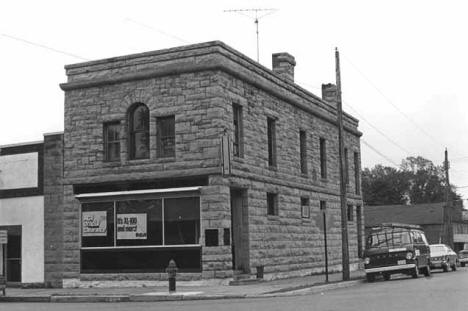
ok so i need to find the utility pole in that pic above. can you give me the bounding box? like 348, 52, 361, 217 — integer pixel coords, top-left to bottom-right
224, 8, 277, 62
443, 148, 454, 248
335, 47, 350, 281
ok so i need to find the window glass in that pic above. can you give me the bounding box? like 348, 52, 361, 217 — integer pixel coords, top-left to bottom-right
104, 122, 120, 161
267, 118, 277, 167
82, 202, 114, 247
300, 131, 307, 174
366, 229, 411, 248
156, 116, 175, 158
266, 193, 278, 216
116, 199, 162, 246
164, 197, 200, 245
129, 104, 149, 159
320, 138, 327, 179
233, 104, 243, 157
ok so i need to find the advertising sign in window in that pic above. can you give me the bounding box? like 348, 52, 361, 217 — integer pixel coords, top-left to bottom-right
82, 211, 107, 236
117, 213, 147, 239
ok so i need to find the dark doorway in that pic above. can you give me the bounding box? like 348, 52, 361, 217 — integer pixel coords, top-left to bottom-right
0, 226, 21, 284
230, 189, 249, 273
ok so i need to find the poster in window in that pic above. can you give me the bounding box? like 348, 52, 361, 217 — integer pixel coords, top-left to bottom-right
117, 213, 147, 239
82, 211, 107, 236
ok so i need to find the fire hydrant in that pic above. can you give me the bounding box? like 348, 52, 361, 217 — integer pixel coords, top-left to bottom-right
166, 259, 178, 292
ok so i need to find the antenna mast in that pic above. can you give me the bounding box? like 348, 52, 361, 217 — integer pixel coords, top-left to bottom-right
224, 8, 277, 62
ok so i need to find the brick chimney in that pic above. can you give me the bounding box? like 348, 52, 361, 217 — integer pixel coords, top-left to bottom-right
321, 83, 337, 103
272, 53, 296, 83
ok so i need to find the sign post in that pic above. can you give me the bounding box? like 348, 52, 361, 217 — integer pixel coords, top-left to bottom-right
0, 230, 7, 296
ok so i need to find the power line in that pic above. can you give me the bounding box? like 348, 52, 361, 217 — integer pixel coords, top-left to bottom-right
1, 32, 90, 61
123, 18, 190, 44
343, 101, 411, 155
341, 53, 449, 150
296, 80, 412, 156
361, 139, 400, 167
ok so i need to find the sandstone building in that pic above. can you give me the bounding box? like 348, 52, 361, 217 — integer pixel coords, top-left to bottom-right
2, 41, 363, 288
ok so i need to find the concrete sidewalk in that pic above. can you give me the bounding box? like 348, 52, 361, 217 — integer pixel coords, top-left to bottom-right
0, 270, 364, 303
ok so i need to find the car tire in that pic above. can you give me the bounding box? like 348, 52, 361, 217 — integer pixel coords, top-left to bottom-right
442, 263, 449, 272
366, 274, 375, 283
462, 262, 466, 267
383, 273, 391, 281
412, 265, 419, 278
423, 266, 431, 277
451, 263, 457, 271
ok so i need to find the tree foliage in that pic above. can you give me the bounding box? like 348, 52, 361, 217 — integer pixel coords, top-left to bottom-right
362, 156, 461, 206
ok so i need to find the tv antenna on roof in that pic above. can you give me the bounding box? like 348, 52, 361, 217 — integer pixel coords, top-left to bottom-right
224, 8, 277, 62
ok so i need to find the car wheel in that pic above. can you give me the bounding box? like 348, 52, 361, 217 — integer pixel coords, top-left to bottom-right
366, 273, 375, 282
451, 263, 457, 271
412, 265, 419, 278
462, 262, 466, 267
442, 263, 449, 272
383, 273, 391, 281
423, 266, 431, 277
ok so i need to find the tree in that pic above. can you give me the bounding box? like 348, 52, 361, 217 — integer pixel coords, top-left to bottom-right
362, 165, 410, 206
362, 156, 461, 206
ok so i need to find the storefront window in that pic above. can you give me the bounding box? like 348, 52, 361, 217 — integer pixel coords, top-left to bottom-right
80, 196, 201, 273
116, 199, 162, 246
81, 202, 114, 247
164, 197, 200, 245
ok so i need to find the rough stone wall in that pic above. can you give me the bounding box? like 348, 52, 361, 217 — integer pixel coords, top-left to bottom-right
200, 176, 233, 278
217, 70, 363, 275
62, 68, 227, 283
60, 41, 363, 282
43, 133, 64, 287
63, 71, 224, 184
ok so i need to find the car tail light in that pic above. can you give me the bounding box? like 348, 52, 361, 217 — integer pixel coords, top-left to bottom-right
406, 252, 413, 260
364, 257, 370, 264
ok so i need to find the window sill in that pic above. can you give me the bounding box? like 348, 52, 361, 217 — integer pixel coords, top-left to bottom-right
268, 166, 278, 171
155, 156, 176, 163
267, 215, 280, 221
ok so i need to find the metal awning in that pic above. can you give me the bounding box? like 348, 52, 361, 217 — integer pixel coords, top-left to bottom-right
75, 186, 201, 199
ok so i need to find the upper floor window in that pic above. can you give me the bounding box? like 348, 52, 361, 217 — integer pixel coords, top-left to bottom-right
267, 117, 277, 167
104, 122, 120, 162
232, 104, 243, 157
354, 152, 361, 195
267, 192, 278, 216
129, 103, 149, 160
156, 115, 175, 158
344, 148, 349, 185
319, 138, 327, 179
347, 204, 354, 222
299, 130, 307, 175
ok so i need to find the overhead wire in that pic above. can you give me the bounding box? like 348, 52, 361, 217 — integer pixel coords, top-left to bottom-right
1, 32, 90, 61
340, 52, 458, 154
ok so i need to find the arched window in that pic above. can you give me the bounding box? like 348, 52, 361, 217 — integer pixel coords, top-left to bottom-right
128, 103, 149, 159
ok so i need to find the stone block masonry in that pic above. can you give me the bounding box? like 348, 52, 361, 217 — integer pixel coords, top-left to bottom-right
57, 41, 363, 286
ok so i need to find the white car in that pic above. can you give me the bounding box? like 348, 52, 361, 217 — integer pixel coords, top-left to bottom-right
458, 250, 468, 267
429, 244, 458, 272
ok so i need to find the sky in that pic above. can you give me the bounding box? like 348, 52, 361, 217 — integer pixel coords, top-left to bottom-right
1, 0, 467, 202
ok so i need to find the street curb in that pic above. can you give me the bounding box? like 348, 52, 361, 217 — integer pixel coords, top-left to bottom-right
260, 280, 363, 297
0, 278, 364, 303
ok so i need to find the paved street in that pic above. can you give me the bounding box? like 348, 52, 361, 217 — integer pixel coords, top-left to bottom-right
2, 268, 467, 311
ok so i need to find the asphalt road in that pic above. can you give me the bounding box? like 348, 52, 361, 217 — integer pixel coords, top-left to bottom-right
2, 268, 468, 311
